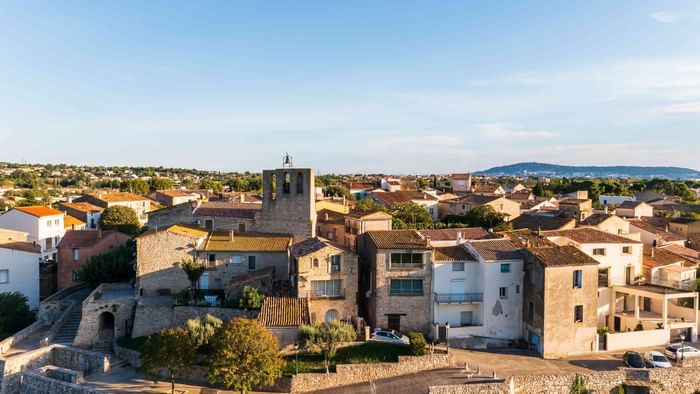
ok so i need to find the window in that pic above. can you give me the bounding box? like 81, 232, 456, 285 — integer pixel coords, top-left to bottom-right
47, 220, 52, 227
54, 219, 59, 226
0, 270, 8, 284
499, 287, 508, 299
452, 262, 465, 271
390, 252, 423, 269
592, 248, 606, 256
622, 246, 631, 254
208, 254, 216, 267
573, 270, 583, 288
238, 222, 246, 232
204, 219, 213, 230
311, 280, 342, 297
500, 263, 511, 273
387, 314, 401, 331
598, 268, 609, 288
72, 248, 80, 261
574, 305, 584, 322
390, 279, 423, 296
283, 172, 291, 193
516, 285, 520, 294
330, 255, 341, 272
296, 172, 304, 195
528, 302, 534, 321
72, 270, 79, 282
248, 256, 256, 270
231, 255, 242, 265
312, 258, 319, 268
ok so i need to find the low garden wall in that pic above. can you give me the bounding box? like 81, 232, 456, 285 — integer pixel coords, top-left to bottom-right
172, 306, 256, 327
604, 329, 669, 352
132, 303, 257, 338
288, 354, 453, 393
0, 320, 45, 355
20, 368, 105, 394
428, 365, 700, 394
113, 343, 142, 368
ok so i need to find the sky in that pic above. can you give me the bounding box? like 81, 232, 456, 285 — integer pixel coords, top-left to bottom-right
1, 1, 700, 174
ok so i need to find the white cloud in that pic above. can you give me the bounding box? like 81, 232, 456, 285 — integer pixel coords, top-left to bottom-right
478, 123, 557, 140
652, 12, 680, 23
655, 101, 700, 114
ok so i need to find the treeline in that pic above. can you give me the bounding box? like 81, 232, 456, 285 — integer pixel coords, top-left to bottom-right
531, 178, 700, 203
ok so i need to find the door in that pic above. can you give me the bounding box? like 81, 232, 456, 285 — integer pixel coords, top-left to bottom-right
387, 314, 401, 332
204, 219, 213, 230
626, 266, 633, 285
450, 279, 466, 303
460, 311, 473, 326
643, 297, 651, 312
200, 272, 209, 290
614, 316, 621, 332
529, 333, 541, 354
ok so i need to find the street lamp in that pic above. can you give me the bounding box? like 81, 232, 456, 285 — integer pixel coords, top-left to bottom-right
680, 333, 686, 361
445, 322, 450, 354
294, 342, 299, 375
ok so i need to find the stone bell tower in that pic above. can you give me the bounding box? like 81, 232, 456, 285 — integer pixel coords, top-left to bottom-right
258, 154, 316, 242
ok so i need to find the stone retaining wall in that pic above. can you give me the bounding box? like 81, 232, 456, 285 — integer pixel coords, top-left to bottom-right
289, 354, 453, 393
428, 365, 700, 394
113, 343, 142, 368
172, 306, 256, 327
19, 369, 105, 394
0, 321, 45, 355
132, 303, 257, 338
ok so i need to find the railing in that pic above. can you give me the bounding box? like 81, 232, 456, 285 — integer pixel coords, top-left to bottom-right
653, 278, 695, 291
306, 289, 345, 299
433, 292, 484, 304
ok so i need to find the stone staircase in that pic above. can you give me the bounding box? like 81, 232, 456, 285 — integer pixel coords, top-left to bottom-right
51, 288, 92, 346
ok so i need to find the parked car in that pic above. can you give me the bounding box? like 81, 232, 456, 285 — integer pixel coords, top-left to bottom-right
371, 329, 410, 345
644, 351, 672, 368
622, 351, 646, 369
664, 344, 700, 360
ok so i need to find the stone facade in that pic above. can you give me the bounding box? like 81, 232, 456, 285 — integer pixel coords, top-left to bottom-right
136, 229, 200, 297
358, 234, 432, 333
288, 354, 452, 393
294, 240, 359, 323
196, 249, 290, 287
257, 168, 316, 242
73, 284, 136, 349
522, 250, 599, 358
131, 302, 256, 338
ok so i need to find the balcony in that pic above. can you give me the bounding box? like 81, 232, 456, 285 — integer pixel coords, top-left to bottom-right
434, 292, 484, 304
306, 288, 345, 299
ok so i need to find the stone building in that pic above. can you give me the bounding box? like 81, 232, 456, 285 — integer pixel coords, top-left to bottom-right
521, 244, 599, 358
291, 237, 359, 324
357, 230, 432, 333
438, 194, 521, 222
74, 283, 137, 349
558, 198, 593, 222
257, 167, 317, 242
154, 189, 199, 207
147, 200, 260, 232
317, 209, 393, 251
58, 202, 104, 230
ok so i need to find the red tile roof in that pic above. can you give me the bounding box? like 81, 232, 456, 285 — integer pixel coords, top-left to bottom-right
545, 228, 642, 244
15, 206, 64, 218
365, 230, 430, 250
418, 227, 488, 241
258, 296, 310, 327
468, 239, 521, 261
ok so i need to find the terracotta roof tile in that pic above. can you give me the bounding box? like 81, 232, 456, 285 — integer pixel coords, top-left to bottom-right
258, 296, 310, 327
468, 239, 521, 261
0, 241, 41, 253
365, 230, 430, 250
526, 245, 599, 267
581, 213, 617, 226
199, 231, 291, 252
194, 201, 261, 219
628, 220, 685, 243
643, 245, 691, 269
57, 230, 129, 248
63, 215, 86, 229
372, 191, 437, 206
91, 192, 148, 203
291, 237, 344, 257
59, 202, 104, 213
15, 206, 64, 218
418, 227, 488, 241
544, 228, 641, 244
511, 215, 575, 231
433, 245, 475, 262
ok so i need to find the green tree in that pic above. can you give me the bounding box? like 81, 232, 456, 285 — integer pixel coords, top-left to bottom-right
355, 199, 388, 212
200, 180, 224, 192
208, 318, 283, 393
79, 243, 135, 287
298, 320, 356, 373
181, 258, 205, 301
0, 292, 36, 339
324, 184, 351, 199
98, 205, 140, 235
407, 332, 427, 356
238, 285, 265, 310
141, 328, 196, 394
391, 201, 434, 230
148, 177, 173, 192
444, 205, 504, 230
121, 178, 149, 195
569, 373, 587, 394
416, 178, 429, 189
185, 314, 223, 349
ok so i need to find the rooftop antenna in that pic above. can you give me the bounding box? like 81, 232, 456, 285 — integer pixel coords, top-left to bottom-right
282, 152, 293, 168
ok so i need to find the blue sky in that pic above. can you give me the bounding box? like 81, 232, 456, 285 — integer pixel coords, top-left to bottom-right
1, 1, 699, 174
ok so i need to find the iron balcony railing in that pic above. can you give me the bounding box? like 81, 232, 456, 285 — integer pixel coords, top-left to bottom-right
433, 292, 484, 304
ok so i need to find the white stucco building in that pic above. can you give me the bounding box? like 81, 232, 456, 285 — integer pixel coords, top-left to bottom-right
431, 239, 523, 347
0, 242, 42, 309
0, 206, 65, 261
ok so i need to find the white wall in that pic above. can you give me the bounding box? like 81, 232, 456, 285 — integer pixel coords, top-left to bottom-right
599, 195, 635, 206
605, 329, 669, 351
0, 210, 65, 259
414, 199, 439, 221
0, 248, 40, 309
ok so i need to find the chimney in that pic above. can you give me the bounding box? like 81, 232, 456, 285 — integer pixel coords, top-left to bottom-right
425, 235, 431, 248
229, 230, 235, 241
456, 231, 462, 243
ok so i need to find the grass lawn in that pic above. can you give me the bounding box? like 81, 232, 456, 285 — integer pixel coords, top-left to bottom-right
282, 342, 412, 376
117, 335, 149, 352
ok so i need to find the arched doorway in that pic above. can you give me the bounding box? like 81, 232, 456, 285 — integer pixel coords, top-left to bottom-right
98, 312, 115, 341
324, 309, 338, 323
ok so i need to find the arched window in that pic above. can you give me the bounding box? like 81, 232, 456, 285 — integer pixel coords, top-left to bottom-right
324, 309, 339, 323
270, 174, 277, 200
283, 172, 291, 193
296, 172, 304, 194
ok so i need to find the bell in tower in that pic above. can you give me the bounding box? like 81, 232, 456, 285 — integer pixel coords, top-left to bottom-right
282, 152, 293, 168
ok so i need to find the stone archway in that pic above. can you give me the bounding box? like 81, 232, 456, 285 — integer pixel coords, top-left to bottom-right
98, 312, 115, 341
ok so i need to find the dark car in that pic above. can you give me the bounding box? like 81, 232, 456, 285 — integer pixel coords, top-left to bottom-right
623, 351, 646, 369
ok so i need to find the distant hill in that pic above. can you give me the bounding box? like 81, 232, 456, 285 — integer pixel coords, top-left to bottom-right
477, 162, 700, 179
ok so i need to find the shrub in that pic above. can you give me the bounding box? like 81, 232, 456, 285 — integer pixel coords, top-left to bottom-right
79, 242, 135, 287
569, 373, 587, 394
407, 332, 427, 356
239, 285, 264, 310
0, 292, 36, 339
299, 320, 356, 373
98, 205, 140, 235
185, 314, 223, 349
634, 322, 644, 331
